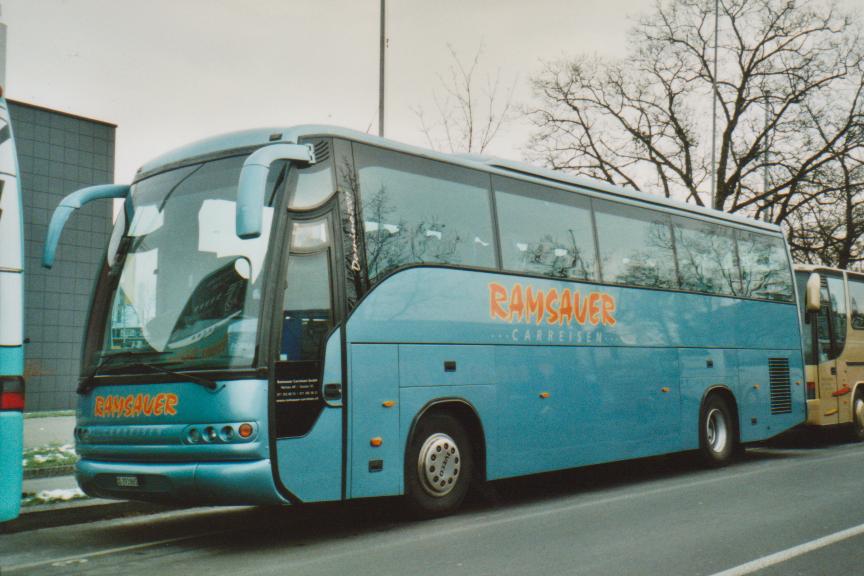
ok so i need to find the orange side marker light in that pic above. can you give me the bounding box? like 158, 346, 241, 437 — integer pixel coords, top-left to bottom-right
370, 437, 383, 447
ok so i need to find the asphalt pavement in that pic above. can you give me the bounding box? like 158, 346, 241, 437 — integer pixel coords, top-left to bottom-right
3, 430, 864, 576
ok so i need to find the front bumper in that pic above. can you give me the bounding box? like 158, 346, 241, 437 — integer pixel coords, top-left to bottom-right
76, 458, 287, 506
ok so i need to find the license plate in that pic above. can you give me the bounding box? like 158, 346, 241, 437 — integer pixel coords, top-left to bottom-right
115, 475, 140, 488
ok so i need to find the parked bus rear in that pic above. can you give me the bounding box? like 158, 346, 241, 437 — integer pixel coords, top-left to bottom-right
0, 96, 24, 522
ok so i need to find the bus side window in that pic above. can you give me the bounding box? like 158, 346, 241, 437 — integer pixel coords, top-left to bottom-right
672, 216, 739, 296
817, 281, 833, 362
815, 274, 847, 362
354, 143, 496, 282
736, 232, 793, 302
594, 200, 677, 289
281, 220, 333, 362
849, 279, 864, 330
826, 275, 847, 358
493, 176, 597, 281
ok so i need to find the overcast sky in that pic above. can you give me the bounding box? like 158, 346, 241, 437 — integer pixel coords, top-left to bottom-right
2, 0, 654, 183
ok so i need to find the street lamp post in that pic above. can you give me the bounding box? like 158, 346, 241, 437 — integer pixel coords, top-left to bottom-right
710, 0, 719, 210
378, 0, 386, 137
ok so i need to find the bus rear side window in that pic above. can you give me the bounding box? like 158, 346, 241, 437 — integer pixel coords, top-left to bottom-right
672, 216, 740, 296
736, 232, 793, 302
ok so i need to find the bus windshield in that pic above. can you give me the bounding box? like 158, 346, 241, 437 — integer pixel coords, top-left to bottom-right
94, 155, 274, 373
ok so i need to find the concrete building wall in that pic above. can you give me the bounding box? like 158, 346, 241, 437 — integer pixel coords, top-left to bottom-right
9, 100, 115, 411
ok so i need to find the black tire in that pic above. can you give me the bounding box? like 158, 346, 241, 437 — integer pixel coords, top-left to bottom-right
405, 413, 474, 518
849, 389, 864, 442
699, 394, 737, 467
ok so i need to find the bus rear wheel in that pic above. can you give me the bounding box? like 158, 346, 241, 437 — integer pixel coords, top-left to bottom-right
405, 413, 473, 518
700, 395, 737, 467
850, 389, 864, 442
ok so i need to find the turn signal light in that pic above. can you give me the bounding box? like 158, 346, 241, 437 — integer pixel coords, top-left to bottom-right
370, 437, 383, 447
238, 423, 254, 438
806, 381, 816, 399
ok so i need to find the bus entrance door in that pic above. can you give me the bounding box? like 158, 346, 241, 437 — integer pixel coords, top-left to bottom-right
815, 274, 846, 425
272, 211, 343, 503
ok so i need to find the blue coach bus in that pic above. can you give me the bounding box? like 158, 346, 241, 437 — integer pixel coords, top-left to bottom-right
43, 126, 805, 516
0, 96, 24, 522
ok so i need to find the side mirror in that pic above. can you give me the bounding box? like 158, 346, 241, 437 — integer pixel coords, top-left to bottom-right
805, 272, 821, 313
236, 143, 316, 240
43, 184, 130, 269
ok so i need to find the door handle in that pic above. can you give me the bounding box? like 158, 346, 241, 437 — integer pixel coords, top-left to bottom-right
323, 383, 342, 400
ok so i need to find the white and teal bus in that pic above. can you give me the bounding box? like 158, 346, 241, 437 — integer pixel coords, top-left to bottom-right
0, 95, 24, 522
44, 126, 805, 516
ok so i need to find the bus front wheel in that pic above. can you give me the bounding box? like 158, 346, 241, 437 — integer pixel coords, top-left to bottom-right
405, 413, 473, 517
699, 395, 736, 467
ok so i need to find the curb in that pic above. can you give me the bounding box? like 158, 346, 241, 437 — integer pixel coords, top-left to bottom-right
23, 465, 76, 480
0, 499, 180, 534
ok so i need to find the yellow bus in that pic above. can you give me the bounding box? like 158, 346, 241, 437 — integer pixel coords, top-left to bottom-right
795, 265, 864, 439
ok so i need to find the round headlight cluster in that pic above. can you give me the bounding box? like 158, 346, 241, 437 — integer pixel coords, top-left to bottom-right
185, 422, 255, 444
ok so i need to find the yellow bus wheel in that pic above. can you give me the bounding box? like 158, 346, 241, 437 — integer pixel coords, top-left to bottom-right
850, 391, 864, 442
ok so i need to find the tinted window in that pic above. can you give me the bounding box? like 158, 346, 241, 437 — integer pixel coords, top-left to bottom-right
282, 219, 333, 362
826, 274, 847, 357
673, 217, 739, 296
850, 278, 864, 330
356, 144, 495, 281
595, 200, 677, 288
795, 271, 816, 365
737, 231, 793, 302
494, 176, 596, 280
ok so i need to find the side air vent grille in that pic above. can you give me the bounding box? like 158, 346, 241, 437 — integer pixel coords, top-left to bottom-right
768, 357, 792, 415
312, 140, 330, 163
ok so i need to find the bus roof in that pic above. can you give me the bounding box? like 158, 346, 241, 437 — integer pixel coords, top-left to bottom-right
137, 124, 783, 235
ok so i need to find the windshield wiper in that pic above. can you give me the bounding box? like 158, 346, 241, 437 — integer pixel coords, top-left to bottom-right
79, 351, 144, 394
78, 352, 219, 393
127, 362, 219, 391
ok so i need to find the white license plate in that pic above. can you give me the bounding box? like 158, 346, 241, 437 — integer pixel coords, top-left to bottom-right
115, 475, 140, 488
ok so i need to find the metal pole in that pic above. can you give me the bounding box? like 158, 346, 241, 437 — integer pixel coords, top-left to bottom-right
764, 92, 769, 197
710, 0, 719, 210
378, 0, 386, 137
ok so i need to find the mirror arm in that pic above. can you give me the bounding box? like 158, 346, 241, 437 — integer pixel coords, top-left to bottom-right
42, 184, 130, 269
236, 143, 316, 239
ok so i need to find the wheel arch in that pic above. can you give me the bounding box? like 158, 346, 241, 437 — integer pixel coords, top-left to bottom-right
406, 398, 488, 483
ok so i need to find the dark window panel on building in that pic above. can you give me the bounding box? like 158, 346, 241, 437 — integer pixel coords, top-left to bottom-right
9, 100, 116, 412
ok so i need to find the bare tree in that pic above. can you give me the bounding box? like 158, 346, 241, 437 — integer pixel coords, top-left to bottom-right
787, 149, 864, 268
527, 0, 864, 265
413, 43, 517, 154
